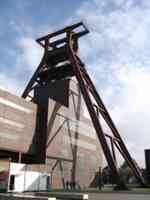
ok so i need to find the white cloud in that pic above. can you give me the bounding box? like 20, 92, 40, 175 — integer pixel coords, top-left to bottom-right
0, 73, 22, 95
0, 36, 44, 97
18, 37, 43, 71
109, 67, 150, 165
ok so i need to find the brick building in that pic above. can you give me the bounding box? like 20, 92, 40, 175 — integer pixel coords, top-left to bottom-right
0, 78, 102, 188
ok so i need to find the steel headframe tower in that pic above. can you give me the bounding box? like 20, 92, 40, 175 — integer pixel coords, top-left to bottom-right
22, 22, 146, 188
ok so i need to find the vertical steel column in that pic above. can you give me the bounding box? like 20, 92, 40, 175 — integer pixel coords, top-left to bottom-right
18, 152, 22, 163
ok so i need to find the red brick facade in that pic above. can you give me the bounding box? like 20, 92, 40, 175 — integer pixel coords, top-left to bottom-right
0, 79, 103, 189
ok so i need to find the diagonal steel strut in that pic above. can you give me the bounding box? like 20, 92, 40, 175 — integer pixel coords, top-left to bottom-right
67, 31, 146, 186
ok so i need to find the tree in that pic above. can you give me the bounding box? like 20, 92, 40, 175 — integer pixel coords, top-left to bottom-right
102, 166, 113, 184
119, 161, 136, 183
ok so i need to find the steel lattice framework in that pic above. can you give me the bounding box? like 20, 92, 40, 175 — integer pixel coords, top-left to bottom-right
22, 22, 146, 188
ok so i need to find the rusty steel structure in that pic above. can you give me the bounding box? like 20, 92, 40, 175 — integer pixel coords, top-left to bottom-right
22, 22, 146, 187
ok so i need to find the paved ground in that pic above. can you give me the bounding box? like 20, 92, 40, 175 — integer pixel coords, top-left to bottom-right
1, 191, 150, 200
27, 190, 150, 200
89, 193, 150, 200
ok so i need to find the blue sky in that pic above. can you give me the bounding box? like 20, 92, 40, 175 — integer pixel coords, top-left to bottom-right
0, 0, 85, 82
1, 0, 150, 167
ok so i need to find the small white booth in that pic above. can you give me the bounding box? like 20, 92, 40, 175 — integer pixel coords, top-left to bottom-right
8, 163, 51, 192
0, 161, 51, 192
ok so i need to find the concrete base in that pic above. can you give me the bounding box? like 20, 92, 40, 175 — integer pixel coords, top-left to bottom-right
48, 192, 88, 200
0, 193, 56, 200
28, 192, 88, 200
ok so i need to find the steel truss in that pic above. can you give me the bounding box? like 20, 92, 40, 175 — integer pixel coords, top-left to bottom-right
22, 22, 146, 188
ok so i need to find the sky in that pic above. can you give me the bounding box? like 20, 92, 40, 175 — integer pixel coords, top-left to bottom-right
0, 0, 150, 167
